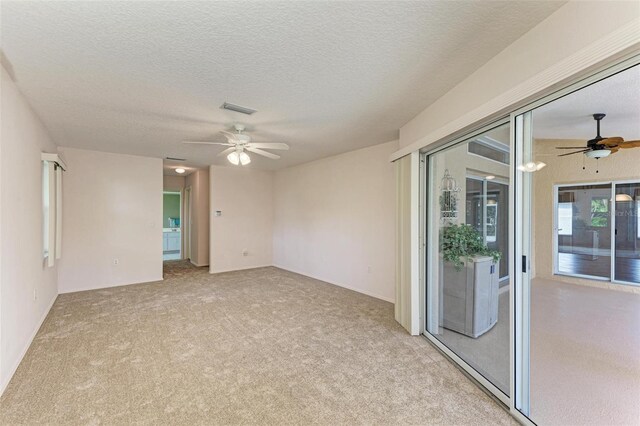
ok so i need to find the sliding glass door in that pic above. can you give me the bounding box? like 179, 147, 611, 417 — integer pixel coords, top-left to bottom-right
614, 182, 640, 284
555, 184, 612, 280
514, 62, 640, 425
554, 181, 640, 284
425, 122, 511, 399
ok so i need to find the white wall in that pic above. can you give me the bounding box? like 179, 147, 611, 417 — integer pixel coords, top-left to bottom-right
186, 168, 209, 267
273, 141, 398, 302
57, 148, 163, 293
1, 66, 59, 393
209, 166, 273, 273
398, 1, 640, 152
163, 175, 185, 192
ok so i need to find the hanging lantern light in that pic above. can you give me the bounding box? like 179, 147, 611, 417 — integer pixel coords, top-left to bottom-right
440, 169, 460, 224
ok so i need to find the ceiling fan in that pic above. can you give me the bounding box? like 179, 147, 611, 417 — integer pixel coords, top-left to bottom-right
182, 124, 289, 165
556, 113, 640, 159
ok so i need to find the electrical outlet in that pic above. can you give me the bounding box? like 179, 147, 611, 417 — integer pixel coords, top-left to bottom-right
367, 266, 372, 273
113, 258, 119, 265
242, 249, 248, 257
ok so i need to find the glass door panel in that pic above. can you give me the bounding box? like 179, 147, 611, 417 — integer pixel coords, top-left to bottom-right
488, 181, 509, 280
614, 182, 640, 284
465, 178, 510, 281
425, 122, 511, 397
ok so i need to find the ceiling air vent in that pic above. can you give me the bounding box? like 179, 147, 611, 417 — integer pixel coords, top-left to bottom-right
221, 102, 257, 115
165, 157, 186, 161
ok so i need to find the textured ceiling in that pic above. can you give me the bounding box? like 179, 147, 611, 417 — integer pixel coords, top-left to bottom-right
533, 64, 640, 141
2, 1, 565, 171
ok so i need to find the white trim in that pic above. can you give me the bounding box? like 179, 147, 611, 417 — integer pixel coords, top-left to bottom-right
0, 293, 57, 396
391, 21, 640, 162
40, 152, 68, 171
409, 152, 421, 334
418, 154, 427, 335
55, 166, 62, 259
46, 162, 56, 267
420, 119, 511, 157
271, 265, 395, 303
209, 264, 274, 275
189, 259, 209, 268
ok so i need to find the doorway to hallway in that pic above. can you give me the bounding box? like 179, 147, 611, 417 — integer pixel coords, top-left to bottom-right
163, 191, 181, 261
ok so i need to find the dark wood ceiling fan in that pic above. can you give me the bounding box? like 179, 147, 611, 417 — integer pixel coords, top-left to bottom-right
556, 113, 640, 158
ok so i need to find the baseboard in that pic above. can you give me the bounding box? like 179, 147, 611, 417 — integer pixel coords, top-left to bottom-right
59, 275, 164, 294
272, 264, 395, 304
189, 259, 209, 267
0, 292, 58, 396
209, 264, 273, 274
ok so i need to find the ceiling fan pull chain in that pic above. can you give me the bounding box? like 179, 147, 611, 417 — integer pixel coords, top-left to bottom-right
596, 158, 599, 174
582, 155, 586, 171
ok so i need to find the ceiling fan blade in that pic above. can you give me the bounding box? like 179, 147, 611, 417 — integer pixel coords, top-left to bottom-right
558, 149, 590, 157
246, 147, 280, 160
220, 130, 238, 140
217, 147, 236, 157
619, 140, 640, 148
247, 142, 289, 150
556, 147, 589, 149
609, 147, 619, 154
182, 141, 233, 146
600, 137, 624, 146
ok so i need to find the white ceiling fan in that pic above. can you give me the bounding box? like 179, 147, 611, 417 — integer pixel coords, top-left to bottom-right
182, 124, 289, 166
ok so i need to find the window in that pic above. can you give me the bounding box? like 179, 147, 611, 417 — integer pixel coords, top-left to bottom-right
637, 200, 640, 239
41, 153, 66, 266
468, 139, 510, 164
590, 197, 609, 227
558, 202, 572, 235
42, 161, 50, 258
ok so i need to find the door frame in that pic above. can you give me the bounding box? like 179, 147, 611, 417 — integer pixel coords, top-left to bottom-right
183, 186, 192, 261
163, 191, 182, 259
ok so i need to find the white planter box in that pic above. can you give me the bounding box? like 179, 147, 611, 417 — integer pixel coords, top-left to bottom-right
440, 255, 499, 338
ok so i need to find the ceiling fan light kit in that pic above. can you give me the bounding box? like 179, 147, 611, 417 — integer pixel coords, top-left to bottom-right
555, 113, 640, 166
584, 149, 611, 159
518, 161, 546, 172
227, 150, 251, 166
183, 123, 289, 166
615, 193, 633, 202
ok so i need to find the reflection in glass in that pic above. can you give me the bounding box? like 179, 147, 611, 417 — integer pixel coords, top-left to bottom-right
426, 122, 511, 395
614, 183, 640, 284
556, 184, 611, 279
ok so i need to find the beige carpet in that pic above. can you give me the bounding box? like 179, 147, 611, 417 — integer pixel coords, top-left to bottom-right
0, 262, 515, 425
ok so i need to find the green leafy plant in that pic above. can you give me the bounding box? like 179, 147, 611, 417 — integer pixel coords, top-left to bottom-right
441, 224, 501, 271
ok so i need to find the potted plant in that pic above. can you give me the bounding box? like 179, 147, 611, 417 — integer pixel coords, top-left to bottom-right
441, 224, 500, 270
439, 224, 501, 338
